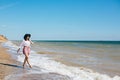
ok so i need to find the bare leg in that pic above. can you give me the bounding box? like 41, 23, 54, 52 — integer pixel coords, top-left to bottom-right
23, 57, 27, 69
26, 59, 32, 68
25, 53, 32, 68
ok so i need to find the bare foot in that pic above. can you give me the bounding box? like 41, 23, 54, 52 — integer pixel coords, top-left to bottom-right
29, 65, 32, 68
23, 65, 25, 69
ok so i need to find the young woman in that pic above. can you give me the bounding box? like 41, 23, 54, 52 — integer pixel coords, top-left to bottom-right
17, 34, 33, 69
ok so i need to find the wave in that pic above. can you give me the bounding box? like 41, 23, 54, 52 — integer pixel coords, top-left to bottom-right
2, 41, 120, 80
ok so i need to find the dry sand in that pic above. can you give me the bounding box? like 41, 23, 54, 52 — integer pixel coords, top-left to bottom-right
0, 43, 19, 80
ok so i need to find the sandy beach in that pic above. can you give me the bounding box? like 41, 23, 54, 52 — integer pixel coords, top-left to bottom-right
0, 35, 120, 80
0, 42, 70, 80
0, 42, 17, 80
0, 42, 28, 80
0, 35, 28, 80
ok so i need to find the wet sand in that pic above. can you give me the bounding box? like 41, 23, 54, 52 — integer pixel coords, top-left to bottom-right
6, 72, 71, 80
0, 43, 15, 79
0, 43, 22, 80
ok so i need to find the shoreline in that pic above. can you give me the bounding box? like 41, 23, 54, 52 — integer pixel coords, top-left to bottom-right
0, 42, 70, 80
38, 51, 120, 77
0, 42, 20, 80
1, 41, 120, 80
54, 57, 120, 77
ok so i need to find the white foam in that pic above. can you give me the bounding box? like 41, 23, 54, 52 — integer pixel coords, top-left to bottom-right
2, 41, 120, 80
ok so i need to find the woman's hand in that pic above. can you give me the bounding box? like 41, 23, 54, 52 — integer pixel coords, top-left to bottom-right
30, 40, 34, 44
17, 48, 20, 53
17, 48, 22, 55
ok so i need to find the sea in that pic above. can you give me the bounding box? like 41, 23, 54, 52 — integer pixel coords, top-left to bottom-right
2, 40, 120, 80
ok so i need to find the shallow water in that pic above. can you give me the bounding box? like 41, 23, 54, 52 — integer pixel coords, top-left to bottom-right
6, 73, 71, 80
3, 41, 120, 80
27, 41, 120, 76
33, 41, 120, 77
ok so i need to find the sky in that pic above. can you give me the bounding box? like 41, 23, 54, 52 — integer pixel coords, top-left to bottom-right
0, 0, 120, 40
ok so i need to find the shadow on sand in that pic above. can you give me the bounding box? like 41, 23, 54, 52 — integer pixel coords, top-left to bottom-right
0, 62, 23, 69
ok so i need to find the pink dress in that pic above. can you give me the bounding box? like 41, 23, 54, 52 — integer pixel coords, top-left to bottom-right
20, 40, 31, 55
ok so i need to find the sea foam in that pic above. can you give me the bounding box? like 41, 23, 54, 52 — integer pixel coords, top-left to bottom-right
2, 41, 120, 80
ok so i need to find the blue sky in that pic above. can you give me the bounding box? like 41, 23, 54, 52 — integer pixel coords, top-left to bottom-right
0, 0, 120, 40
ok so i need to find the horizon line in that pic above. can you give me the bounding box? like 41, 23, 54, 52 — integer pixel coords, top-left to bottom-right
11, 40, 120, 41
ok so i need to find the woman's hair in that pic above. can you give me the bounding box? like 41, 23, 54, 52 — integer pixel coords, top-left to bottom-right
24, 34, 31, 41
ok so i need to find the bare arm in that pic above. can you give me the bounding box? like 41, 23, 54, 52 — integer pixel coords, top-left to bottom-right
17, 48, 20, 53
17, 40, 24, 53
30, 40, 34, 44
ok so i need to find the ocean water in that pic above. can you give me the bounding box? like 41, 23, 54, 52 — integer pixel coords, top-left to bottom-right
2, 40, 120, 80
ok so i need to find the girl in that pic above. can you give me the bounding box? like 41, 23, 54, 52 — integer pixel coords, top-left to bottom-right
17, 34, 33, 69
